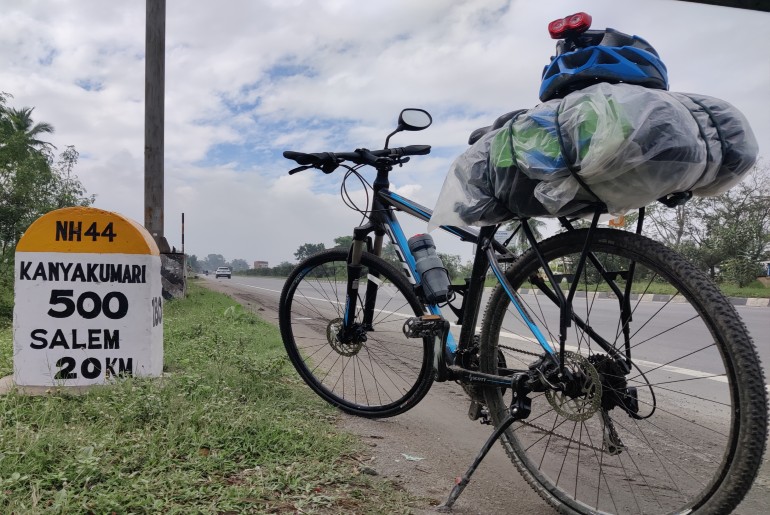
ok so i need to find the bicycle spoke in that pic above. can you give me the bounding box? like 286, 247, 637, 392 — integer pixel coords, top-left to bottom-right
282, 251, 432, 416
477, 229, 765, 514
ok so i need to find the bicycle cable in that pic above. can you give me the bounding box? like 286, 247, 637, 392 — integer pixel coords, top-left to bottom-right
340, 164, 373, 226
339, 164, 404, 221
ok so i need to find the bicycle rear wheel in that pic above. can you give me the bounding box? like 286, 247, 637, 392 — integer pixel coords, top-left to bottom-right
479, 228, 767, 514
279, 249, 434, 418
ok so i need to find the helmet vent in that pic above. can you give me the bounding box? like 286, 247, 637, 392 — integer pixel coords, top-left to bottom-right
560, 51, 592, 70
596, 51, 620, 65
615, 47, 651, 65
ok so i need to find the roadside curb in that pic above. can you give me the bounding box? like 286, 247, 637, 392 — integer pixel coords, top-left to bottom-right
738, 297, 770, 308
517, 288, 770, 308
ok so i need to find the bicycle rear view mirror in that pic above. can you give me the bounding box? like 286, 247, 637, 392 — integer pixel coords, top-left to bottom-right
399, 108, 432, 130
385, 108, 432, 148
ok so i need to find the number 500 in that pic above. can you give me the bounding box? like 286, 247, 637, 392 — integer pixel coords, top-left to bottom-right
47, 289, 129, 320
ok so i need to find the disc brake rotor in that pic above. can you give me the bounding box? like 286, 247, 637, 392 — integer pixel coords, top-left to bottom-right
326, 318, 364, 356
544, 351, 602, 422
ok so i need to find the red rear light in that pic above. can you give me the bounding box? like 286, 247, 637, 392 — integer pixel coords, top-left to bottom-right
548, 12, 592, 39
548, 18, 567, 38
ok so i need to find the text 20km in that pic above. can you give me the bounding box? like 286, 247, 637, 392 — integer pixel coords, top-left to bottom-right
55, 356, 133, 380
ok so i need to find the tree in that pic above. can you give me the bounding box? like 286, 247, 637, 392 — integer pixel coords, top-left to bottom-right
0, 104, 55, 156
230, 258, 249, 272
438, 253, 462, 280
505, 218, 546, 254
644, 165, 770, 285
52, 145, 92, 208
186, 254, 201, 272
333, 235, 353, 249
457, 259, 474, 281
381, 241, 401, 267
202, 254, 226, 270
0, 95, 92, 257
0, 94, 93, 320
643, 202, 689, 249
272, 261, 295, 276
294, 242, 325, 261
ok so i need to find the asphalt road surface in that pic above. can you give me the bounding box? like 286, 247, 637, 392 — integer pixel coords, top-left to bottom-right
201, 274, 769, 514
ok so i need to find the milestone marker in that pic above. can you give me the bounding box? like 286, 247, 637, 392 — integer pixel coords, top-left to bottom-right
13, 207, 163, 387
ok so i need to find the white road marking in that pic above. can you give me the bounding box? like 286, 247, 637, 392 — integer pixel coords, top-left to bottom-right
234, 280, 765, 388
234, 282, 282, 294
492, 330, 747, 386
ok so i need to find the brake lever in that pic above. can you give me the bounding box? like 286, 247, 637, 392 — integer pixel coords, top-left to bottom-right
288, 165, 313, 175
320, 162, 339, 174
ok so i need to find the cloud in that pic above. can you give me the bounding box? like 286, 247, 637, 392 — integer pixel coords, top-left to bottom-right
1, 0, 768, 266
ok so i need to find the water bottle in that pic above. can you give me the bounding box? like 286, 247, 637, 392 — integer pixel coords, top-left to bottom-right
408, 233, 451, 304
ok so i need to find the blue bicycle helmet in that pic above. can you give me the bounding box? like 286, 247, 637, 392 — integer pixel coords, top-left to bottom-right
539, 18, 669, 102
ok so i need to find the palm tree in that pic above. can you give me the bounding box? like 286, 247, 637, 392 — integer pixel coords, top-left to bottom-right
0, 106, 56, 156
505, 218, 546, 253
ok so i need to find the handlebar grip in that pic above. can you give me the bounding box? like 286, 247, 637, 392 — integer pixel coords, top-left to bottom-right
283, 151, 340, 167
399, 145, 431, 156
283, 151, 316, 165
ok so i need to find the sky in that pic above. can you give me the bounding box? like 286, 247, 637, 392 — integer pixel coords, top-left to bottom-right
2, 0, 769, 267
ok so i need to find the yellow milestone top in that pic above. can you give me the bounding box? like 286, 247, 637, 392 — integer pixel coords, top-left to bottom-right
16, 207, 160, 255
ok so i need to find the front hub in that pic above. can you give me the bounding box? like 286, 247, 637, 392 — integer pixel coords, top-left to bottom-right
327, 318, 365, 356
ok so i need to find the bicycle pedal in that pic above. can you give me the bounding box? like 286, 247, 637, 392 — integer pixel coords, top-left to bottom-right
468, 401, 490, 424
402, 314, 445, 338
468, 400, 482, 420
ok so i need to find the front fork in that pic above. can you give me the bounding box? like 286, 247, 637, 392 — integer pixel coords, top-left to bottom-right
341, 226, 384, 338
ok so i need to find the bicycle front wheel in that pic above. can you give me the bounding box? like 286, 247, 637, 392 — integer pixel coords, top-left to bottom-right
480, 228, 767, 514
279, 249, 434, 418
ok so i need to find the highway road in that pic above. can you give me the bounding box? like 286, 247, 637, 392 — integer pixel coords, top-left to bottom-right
204, 274, 769, 376
201, 273, 769, 514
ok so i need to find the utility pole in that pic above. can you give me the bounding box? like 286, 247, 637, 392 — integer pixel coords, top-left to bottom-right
144, 0, 170, 253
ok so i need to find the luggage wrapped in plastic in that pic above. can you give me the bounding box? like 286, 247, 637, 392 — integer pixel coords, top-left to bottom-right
429, 83, 758, 229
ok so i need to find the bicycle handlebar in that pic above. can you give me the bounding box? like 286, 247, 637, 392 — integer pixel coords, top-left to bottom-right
283, 145, 431, 174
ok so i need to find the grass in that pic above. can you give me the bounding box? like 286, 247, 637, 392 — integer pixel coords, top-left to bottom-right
0, 282, 416, 514
479, 277, 770, 298
718, 281, 770, 299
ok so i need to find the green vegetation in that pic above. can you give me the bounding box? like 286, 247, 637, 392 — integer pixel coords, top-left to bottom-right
1, 92, 93, 324
715, 281, 770, 299
644, 165, 770, 287
479, 276, 769, 298
0, 283, 416, 514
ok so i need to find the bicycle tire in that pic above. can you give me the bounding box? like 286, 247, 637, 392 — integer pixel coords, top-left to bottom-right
279, 249, 435, 418
479, 228, 767, 514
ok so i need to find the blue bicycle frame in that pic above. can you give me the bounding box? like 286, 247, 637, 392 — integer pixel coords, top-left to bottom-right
342, 185, 557, 363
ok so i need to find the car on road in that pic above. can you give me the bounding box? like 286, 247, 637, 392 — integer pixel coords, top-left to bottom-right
215, 267, 232, 279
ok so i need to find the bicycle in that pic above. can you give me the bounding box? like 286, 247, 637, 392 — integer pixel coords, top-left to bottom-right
282, 66, 767, 511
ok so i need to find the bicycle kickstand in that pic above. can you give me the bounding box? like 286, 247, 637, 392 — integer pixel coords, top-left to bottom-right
437, 374, 532, 512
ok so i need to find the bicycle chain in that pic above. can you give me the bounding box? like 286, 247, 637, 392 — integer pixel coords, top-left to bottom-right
498, 343, 541, 357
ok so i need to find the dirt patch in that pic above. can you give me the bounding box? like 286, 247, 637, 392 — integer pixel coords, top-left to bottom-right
337, 383, 553, 514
